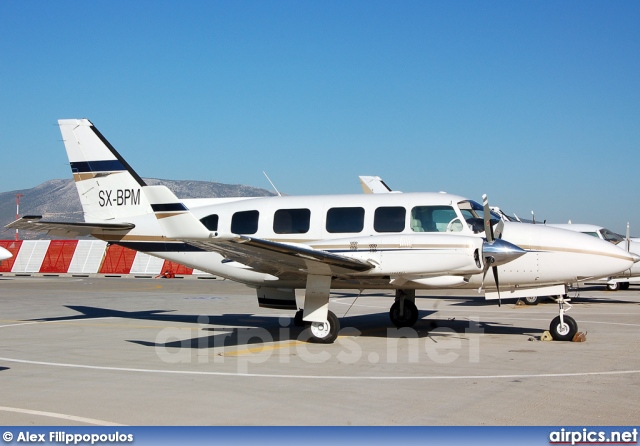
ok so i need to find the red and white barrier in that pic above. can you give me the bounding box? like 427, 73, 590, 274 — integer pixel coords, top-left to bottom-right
0, 240, 212, 278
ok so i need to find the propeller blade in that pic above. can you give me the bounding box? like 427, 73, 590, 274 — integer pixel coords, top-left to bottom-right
482, 194, 494, 242
626, 222, 631, 252
478, 257, 492, 293
494, 219, 504, 239
492, 265, 501, 307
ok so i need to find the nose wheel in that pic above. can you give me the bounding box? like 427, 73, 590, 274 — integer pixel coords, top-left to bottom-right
549, 295, 578, 341
549, 315, 578, 341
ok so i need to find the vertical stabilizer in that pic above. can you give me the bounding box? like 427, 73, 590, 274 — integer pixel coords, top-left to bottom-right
59, 119, 152, 223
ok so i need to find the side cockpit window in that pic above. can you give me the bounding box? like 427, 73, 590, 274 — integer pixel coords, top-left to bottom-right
411, 206, 462, 232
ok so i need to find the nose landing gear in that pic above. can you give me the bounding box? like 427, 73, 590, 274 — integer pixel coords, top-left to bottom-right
549, 295, 578, 341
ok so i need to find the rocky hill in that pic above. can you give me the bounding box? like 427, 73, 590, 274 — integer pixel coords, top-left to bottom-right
0, 179, 275, 240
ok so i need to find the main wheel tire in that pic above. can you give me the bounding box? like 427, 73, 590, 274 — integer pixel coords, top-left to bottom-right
309, 310, 340, 344
549, 315, 578, 341
523, 296, 541, 305
607, 282, 620, 291
389, 300, 419, 328
620, 282, 630, 290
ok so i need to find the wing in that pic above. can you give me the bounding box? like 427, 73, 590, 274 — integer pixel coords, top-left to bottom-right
186, 234, 373, 279
5, 216, 135, 238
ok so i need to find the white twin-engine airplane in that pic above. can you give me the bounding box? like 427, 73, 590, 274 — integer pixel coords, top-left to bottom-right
7, 119, 639, 344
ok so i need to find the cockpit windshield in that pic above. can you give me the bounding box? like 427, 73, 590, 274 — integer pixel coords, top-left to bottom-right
457, 200, 502, 234
600, 228, 625, 244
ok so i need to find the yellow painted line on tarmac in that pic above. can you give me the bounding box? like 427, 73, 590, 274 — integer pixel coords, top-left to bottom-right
223, 340, 301, 356
222, 329, 378, 357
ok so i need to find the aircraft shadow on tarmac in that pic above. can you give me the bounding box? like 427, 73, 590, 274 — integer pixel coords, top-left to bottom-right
332, 290, 640, 307
27, 304, 542, 350
419, 293, 639, 307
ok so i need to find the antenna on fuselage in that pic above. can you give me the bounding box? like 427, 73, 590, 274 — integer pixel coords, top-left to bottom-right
263, 171, 282, 197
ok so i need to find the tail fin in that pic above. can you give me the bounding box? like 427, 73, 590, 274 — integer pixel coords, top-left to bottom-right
59, 119, 152, 223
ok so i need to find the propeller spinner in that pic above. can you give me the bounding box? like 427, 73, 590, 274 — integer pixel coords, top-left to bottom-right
480, 194, 526, 305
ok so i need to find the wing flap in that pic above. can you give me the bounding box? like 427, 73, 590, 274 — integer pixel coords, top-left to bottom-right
187, 235, 372, 277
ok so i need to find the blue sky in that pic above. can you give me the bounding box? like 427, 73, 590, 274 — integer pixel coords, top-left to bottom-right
1, 1, 638, 232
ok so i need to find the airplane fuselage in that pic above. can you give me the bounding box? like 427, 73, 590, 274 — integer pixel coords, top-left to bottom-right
95, 191, 635, 294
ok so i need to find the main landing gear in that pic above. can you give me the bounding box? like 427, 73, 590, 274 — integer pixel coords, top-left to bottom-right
607, 281, 630, 291
549, 295, 578, 341
523, 295, 542, 305
295, 289, 421, 344
389, 289, 419, 328
294, 308, 340, 344
308, 311, 340, 344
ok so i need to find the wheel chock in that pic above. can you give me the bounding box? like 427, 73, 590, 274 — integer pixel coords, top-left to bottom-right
572, 332, 587, 342
540, 331, 553, 341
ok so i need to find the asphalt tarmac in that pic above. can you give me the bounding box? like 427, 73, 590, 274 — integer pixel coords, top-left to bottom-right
0, 276, 638, 426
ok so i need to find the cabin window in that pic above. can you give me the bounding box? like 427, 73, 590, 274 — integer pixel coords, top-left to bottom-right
200, 214, 219, 231
410, 206, 461, 232
374, 206, 406, 233
231, 210, 259, 234
326, 207, 365, 233
274, 208, 311, 234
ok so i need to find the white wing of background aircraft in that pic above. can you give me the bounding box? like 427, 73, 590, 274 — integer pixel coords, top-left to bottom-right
7, 119, 639, 343
0, 246, 12, 262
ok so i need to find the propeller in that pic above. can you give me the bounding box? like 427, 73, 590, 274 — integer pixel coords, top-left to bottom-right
626, 222, 631, 253
480, 194, 524, 306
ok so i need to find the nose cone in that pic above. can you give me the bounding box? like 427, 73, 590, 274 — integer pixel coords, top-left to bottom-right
482, 238, 526, 266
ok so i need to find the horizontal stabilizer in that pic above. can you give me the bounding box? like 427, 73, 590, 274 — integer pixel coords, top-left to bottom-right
5, 216, 135, 237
